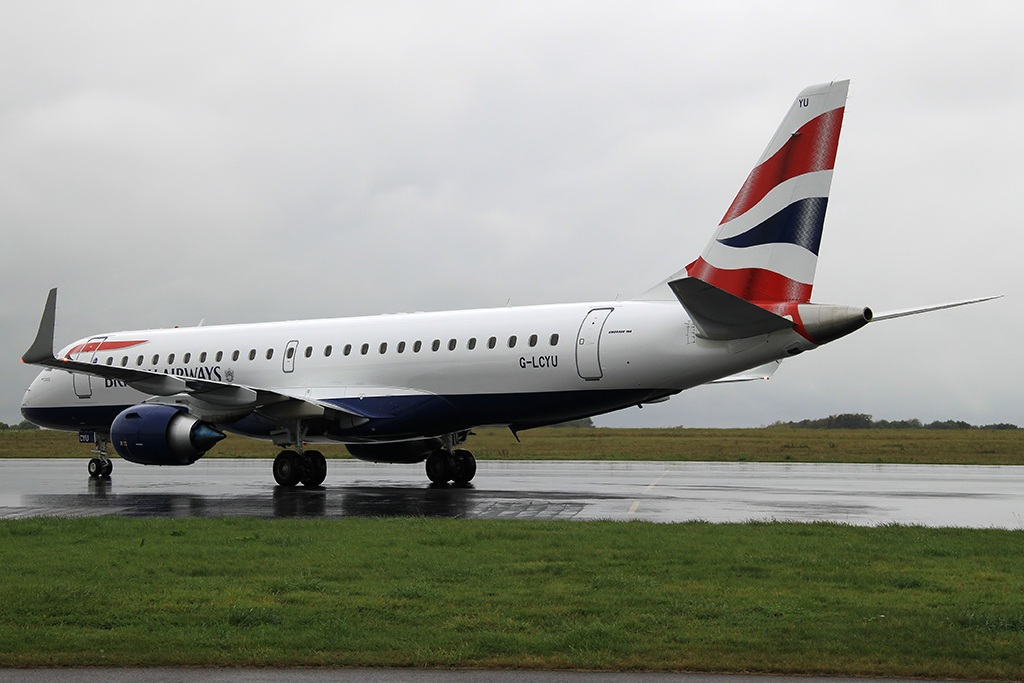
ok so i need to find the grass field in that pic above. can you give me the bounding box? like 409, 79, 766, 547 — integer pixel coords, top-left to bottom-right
3, 426, 1023, 465
1, 517, 1023, 678
3, 428, 1023, 675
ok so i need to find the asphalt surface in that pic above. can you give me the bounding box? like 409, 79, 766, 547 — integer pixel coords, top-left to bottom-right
2, 458, 1023, 527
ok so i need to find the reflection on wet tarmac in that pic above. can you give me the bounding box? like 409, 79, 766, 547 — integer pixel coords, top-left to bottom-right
2, 458, 1024, 528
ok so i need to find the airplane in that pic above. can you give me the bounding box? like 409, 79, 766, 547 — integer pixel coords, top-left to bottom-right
19, 80, 997, 487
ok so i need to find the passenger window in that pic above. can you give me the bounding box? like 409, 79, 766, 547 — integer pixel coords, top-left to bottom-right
183, 353, 191, 364
152, 354, 160, 365
304, 346, 312, 358
508, 335, 517, 349
379, 342, 387, 354
413, 340, 422, 353
216, 351, 224, 362
529, 334, 538, 347
200, 352, 207, 362
344, 344, 352, 356
431, 339, 440, 352
167, 353, 175, 365
487, 337, 496, 349
324, 345, 333, 357
232, 350, 239, 361
248, 349, 256, 361
266, 349, 274, 360
361, 343, 369, 355
467, 337, 477, 350
448, 338, 457, 351
105, 357, 113, 365
286, 347, 295, 359
397, 341, 406, 353
550, 333, 559, 346
121, 356, 128, 367
137, 355, 144, 366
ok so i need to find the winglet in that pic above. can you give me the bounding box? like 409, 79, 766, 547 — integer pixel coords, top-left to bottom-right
22, 288, 58, 365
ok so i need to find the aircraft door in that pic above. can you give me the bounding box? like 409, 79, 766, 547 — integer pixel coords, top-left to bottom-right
576, 308, 613, 380
283, 340, 299, 373
71, 336, 107, 398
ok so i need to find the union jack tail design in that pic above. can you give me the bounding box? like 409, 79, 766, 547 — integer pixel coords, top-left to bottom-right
686, 80, 849, 304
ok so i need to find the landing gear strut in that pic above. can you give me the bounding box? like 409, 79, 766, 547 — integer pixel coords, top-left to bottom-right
87, 433, 113, 478
425, 448, 477, 485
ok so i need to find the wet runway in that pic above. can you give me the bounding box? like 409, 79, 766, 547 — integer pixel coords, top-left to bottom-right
2, 458, 1024, 528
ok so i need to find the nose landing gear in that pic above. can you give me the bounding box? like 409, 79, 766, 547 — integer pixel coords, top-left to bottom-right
87, 433, 113, 478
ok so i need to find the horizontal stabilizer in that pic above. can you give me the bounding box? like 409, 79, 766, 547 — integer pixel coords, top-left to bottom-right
669, 278, 793, 341
711, 360, 782, 383
871, 295, 1002, 322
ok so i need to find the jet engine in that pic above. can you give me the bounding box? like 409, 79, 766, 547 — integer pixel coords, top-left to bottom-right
111, 404, 225, 466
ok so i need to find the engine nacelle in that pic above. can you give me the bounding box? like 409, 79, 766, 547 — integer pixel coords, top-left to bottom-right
111, 404, 225, 466
346, 439, 438, 464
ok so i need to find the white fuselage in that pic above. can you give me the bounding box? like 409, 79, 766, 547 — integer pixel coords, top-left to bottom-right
22, 299, 812, 442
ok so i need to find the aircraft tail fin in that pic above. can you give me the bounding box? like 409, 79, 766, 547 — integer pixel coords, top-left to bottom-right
642, 80, 849, 304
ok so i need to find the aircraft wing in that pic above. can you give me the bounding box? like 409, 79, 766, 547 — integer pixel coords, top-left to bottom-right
21, 288, 370, 425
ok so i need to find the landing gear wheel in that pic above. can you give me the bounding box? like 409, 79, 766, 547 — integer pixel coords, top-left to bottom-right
425, 449, 452, 484
273, 450, 302, 487
300, 450, 327, 487
100, 460, 113, 477
451, 449, 477, 484
88, 458, 103, 478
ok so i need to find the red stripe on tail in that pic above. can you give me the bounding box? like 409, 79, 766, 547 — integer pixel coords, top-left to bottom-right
720, 107, 844, 225
686, 257, 812, 303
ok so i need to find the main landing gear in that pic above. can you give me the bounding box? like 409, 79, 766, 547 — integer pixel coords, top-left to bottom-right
425, 448, 477, 485
273, 449, 327, 487
88, 433, 113, 478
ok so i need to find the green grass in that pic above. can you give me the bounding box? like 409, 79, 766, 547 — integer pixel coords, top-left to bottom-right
5, 427, 1024, 465
1, 517, 1023, 677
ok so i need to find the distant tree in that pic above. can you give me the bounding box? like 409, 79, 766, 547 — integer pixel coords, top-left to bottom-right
15, 420, 39, 430
771, 414, 1017, 430
827, 413, 874, 429
0, 422, 9, 430
926, 420, 974, 430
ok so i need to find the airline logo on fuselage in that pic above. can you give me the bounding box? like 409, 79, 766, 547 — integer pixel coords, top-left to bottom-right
65, 339, 148, 359
104, 365, 224, 389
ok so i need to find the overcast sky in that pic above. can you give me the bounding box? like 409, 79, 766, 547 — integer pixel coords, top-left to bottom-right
2, 1, 1021, 429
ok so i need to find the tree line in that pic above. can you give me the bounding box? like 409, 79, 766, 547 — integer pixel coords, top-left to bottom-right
0, 421, 40, 431
772, 413, 1018, 430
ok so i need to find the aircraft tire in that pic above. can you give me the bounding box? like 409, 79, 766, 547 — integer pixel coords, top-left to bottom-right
273, 450, 302, 487
451, 449, 476, 484
425, 449, 452, 484
88, 458, 102, 478
100, 460, 113, 478
300, 450, 327, 487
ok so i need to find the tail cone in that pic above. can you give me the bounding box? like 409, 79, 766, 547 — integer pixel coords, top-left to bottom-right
797, 304, 872, 345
